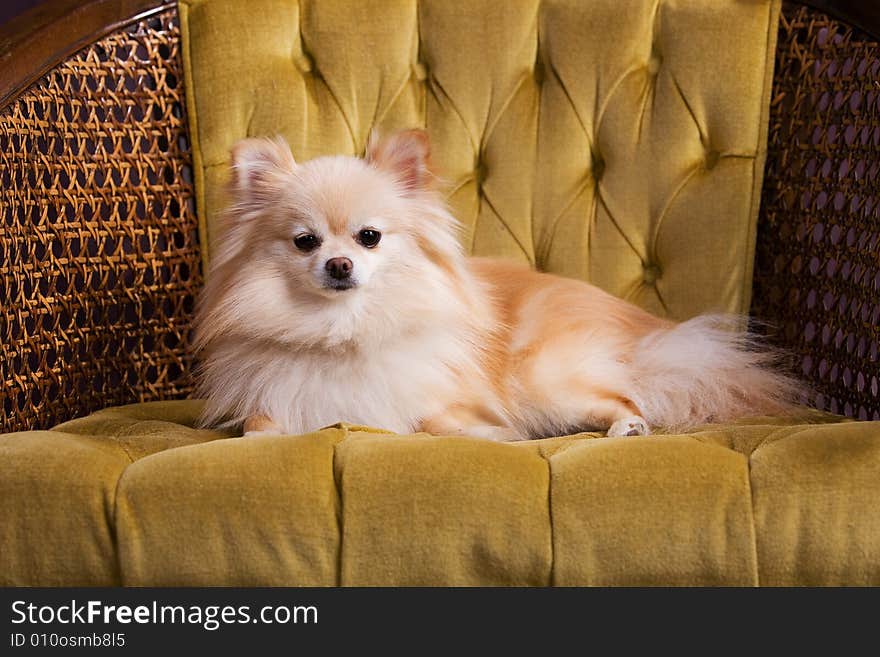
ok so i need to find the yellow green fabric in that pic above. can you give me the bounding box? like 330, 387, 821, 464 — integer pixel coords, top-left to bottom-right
6, 0, 878, 588
2, 401, 878, 586
179, 0, 780, 319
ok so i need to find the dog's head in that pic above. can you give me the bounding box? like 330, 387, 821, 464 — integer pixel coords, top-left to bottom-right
199, 130, 466, 347
229, 129, 445, 297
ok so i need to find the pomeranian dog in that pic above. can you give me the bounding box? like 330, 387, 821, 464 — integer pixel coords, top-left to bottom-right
194, 129, 800, 441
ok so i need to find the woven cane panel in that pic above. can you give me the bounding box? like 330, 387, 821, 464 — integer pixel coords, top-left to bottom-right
752, 2, 880, 419
0, 8, 202, 433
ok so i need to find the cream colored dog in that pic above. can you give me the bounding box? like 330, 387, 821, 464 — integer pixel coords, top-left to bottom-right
194, 129, 799, 441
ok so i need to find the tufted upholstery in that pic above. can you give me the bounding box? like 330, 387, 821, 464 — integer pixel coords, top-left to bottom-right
4, 0, 880, 588
2, 401, 878, 586
179, 0, 780, 319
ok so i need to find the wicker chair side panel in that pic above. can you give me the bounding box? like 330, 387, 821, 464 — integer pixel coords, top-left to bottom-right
0, 8, 203, 433
752, 1, 880, 420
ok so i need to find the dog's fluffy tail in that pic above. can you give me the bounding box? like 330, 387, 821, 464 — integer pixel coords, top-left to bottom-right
630, 315, 805, 430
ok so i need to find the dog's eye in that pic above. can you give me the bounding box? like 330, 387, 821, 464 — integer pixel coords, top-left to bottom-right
293, 234, 320, 252
357, 229, 381, 248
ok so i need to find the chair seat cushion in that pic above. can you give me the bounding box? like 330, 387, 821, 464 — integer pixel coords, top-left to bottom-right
1, 400, 878, 586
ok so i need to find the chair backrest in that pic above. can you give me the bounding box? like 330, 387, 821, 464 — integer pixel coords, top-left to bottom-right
181, 0, 780, 319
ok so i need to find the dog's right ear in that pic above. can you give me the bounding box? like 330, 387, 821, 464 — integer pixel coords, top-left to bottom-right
366, 129, 433, 193
229, 137, 296, 193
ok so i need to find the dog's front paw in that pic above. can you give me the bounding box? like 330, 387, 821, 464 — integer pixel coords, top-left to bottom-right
242, 429, 282, 438
607, 416, 650, 437
242, 414, 283, 437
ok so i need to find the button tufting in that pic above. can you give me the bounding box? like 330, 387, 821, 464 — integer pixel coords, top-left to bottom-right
642, 263, 662, 284
534, 56, 545, 86
412, 61, 428, 82
591, 153, 605, 181
704, 149, 720, 170
475, 161, 487, 186
647, 52, 662, 75
295, 51, 314, 74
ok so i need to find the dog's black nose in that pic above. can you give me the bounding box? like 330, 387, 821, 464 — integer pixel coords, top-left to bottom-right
325, 257, 353, 280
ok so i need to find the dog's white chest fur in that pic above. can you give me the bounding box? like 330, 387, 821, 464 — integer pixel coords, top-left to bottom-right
255, 329, 471, 435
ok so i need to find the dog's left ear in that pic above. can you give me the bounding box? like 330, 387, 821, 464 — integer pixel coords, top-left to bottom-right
366, 129, 432, 193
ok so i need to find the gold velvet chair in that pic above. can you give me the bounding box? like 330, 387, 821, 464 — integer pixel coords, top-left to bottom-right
1, 0, 879, 585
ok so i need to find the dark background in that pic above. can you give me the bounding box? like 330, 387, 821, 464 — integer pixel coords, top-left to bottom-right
1, 0, 45, 25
